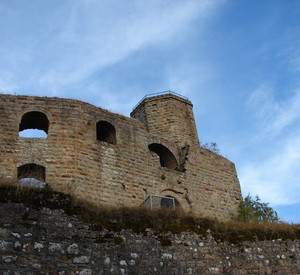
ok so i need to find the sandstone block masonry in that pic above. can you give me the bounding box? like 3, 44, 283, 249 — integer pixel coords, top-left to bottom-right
0, 92, 242, 220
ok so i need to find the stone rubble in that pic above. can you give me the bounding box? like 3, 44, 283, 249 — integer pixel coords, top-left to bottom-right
0, 202, 299, 274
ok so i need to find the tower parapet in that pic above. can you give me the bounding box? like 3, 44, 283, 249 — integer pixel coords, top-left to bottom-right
131, 92, 199, 147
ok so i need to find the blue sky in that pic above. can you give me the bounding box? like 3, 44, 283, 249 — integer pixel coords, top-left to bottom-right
1, 0, 299, 223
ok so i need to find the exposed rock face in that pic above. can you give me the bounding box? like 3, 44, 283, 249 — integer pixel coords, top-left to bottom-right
0, 201, 299, 274
0, 93, 241, 220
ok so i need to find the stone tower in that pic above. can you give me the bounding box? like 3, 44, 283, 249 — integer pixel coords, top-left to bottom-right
130, 92, 199, 147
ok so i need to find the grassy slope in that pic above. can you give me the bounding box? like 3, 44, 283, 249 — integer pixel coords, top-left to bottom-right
1, 184, 299, 244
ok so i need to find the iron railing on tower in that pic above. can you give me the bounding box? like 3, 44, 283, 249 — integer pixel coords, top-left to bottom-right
132, 91, 189, 111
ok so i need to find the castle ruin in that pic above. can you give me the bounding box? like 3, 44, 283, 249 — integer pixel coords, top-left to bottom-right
0, 92, 242, 220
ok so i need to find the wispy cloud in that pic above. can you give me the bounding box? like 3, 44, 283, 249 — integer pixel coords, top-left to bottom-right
246, 84, 280, 131
247, 84, 300, 137
270, 89, 300, 134
240, 131, 300, 206
1, 0, 300, 222
0, 0, 224, 97
0, 69, 19, 92
241, 84, 300, 206
83, 82, 142, 115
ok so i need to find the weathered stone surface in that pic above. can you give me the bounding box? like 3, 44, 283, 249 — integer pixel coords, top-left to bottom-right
0, 93, 241, 221
0, 202, 299, 274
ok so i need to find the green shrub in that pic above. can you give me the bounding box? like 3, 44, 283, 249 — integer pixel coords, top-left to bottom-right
238, 194, 279, 223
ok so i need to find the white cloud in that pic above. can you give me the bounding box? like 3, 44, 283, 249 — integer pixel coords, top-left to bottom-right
269, 89, 300, 134
247, 83, 280, 129
292, 56, 300, 72
166, 61, 215, 98
247, 84, 300, 137
240, 85, 300, 207
0, 0, 225, 96
58, 0, 219, 79
240, 131, 300, 206
0, 70, 19, 92
83, 82, 141, 115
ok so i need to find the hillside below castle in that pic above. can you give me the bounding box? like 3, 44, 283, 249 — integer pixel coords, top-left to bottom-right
0, 187, 299, 274
0, 92, 241, 220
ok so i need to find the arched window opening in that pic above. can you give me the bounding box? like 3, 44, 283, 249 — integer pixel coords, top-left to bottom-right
19, 111, 49, 138
18, 163, 46, 188
148, 143, 178, 170
96, 121, 116, 144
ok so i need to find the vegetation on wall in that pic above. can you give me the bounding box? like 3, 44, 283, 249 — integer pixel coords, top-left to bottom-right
200, 141, 220, 154
238, 194, 279, 224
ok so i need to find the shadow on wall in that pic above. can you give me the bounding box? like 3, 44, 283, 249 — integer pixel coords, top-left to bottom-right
148, 143, 178, 170
96, 121, 116, 144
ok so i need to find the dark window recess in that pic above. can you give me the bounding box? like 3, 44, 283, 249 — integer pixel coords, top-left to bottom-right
148, 143, 178, 170
96, 121, 116, 144
160, 197, 174, 209
18, 163, 46, 182
19, 111, 49, 138
160, 196, 181, 209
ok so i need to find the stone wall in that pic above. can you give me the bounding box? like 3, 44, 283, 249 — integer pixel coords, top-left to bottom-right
0, 201, 299, 275
0, 93, 241, 220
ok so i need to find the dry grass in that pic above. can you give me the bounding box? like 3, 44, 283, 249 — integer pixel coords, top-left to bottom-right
0, 183, 299, 244
80, 206, 300, 243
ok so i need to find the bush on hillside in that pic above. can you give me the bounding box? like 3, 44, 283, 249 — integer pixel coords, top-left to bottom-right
238, 194, 279, 224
